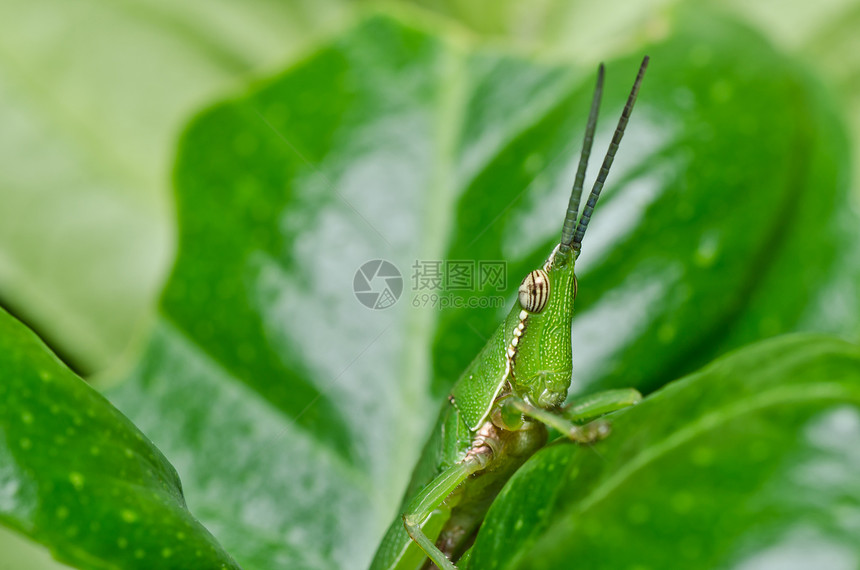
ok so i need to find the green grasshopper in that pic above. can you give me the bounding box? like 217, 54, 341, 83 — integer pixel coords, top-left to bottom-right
370, 57, 650, 570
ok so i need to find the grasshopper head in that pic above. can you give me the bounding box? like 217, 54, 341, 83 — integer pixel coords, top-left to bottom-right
507, 57, 648, 410
509, 244, 578, 408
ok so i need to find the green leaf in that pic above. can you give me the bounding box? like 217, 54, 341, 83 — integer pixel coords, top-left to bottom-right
467, 335, 860, 569
104, 7, 856, 570
0, 308, 239, 569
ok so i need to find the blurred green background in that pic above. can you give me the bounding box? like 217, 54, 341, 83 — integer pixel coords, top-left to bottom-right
1, 1, 860, 569
1, 0, 858, 377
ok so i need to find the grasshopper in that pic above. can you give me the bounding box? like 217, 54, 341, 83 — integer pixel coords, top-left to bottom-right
370, 57, 649, 570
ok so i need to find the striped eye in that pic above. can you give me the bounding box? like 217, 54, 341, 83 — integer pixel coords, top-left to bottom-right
518, 269, 550, 313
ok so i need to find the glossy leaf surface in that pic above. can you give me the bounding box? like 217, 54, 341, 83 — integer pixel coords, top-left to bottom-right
0, 308, 239, 569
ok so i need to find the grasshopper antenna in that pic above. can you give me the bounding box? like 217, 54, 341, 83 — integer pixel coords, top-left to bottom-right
570, 55, 649, 255
560, 64, 605, 247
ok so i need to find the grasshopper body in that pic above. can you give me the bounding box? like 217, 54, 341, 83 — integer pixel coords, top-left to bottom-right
370, 58, 649, 570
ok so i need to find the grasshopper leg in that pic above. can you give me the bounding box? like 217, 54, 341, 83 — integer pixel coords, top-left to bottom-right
402, 455, 487, 570
563, 388, 642, 423
504, 396, 610, 443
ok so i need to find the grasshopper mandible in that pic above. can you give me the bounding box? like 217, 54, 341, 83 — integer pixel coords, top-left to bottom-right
370, 56, 650, 570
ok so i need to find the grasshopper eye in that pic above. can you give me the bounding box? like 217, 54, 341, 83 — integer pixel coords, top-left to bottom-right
518, 269, 550, 313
